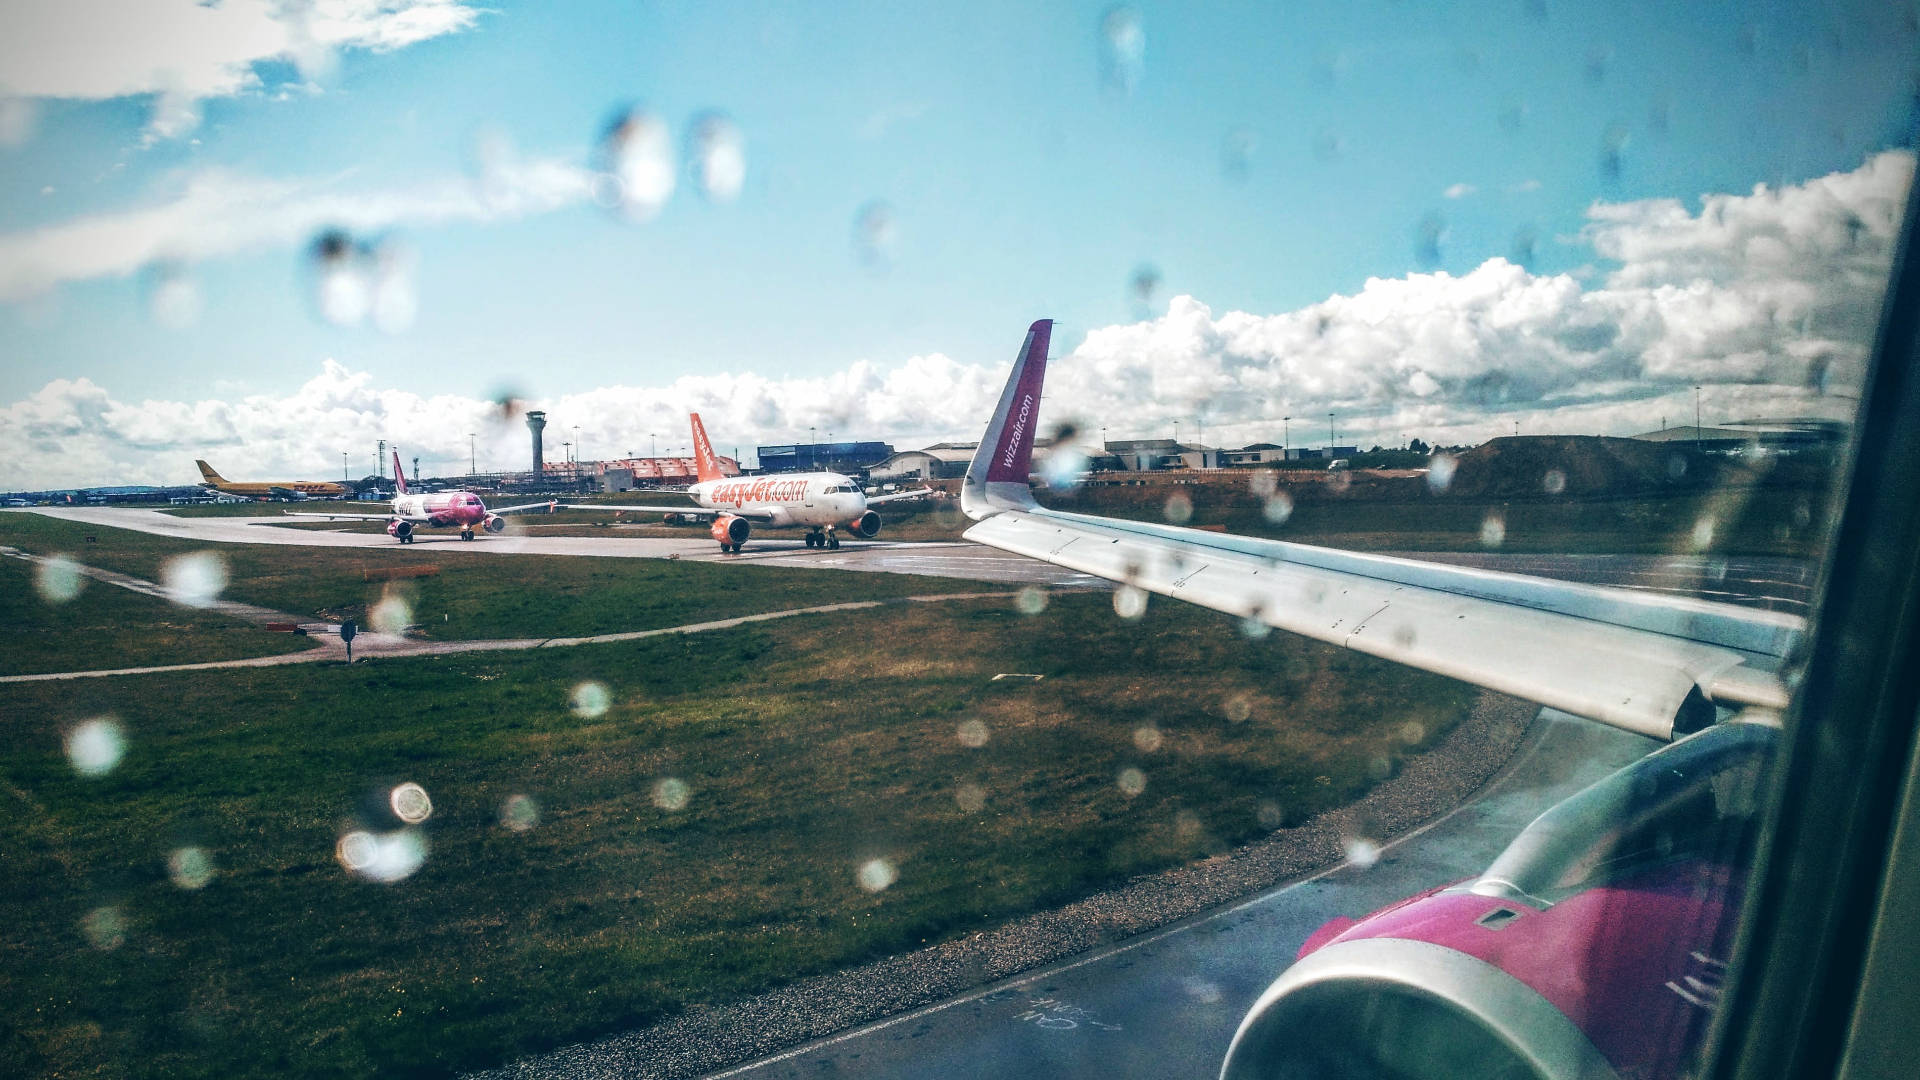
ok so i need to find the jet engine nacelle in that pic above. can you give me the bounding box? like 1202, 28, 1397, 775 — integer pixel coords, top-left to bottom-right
845, 510, 881, 538
711, 514, 750, 545
483, 514, 506, 534
387, 519, 413, 541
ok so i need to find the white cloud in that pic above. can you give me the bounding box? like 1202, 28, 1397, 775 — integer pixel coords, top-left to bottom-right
0, 1, 482, 140
2, 152, 1910, 488
1443, 183, 1476, 199
0, 154, 596, 301
1510, 179, 1542, 193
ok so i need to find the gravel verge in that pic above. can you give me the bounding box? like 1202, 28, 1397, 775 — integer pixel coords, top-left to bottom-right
471, 691, 1538, 1080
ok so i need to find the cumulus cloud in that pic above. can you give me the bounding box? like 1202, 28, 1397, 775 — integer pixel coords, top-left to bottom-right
0, 0, 482, 140
2, 152, 1910, 489
0, 153, 595, 301
1443, 183, 1476, 199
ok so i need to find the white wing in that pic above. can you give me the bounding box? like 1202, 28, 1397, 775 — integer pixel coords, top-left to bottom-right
550, 503, 779, 522
865, 487, 934, 505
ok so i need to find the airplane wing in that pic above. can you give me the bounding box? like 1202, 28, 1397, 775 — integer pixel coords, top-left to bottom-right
487, 500, 561, 515
960, 320, 1801, 743
865, 487, 934, 505
282, 510, 393, 521
551, 504, 780, 522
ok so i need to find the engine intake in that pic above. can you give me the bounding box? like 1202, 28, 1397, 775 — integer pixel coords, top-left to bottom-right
845, 510, 881, 538
711, 514, 750, 546
387, 519, 413, 541
483, 514, 506, 534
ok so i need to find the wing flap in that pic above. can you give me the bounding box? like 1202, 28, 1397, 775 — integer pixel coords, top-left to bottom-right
966, 509, 1789, 741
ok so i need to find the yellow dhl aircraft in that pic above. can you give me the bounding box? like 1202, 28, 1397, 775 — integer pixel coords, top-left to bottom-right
194, 460, 351, 501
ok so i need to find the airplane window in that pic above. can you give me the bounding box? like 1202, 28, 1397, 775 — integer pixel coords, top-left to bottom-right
1, 4, 1913, 1080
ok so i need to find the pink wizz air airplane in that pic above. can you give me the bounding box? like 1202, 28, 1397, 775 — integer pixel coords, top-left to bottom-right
961, 319, 1803, 1078
287, 451, 558, 543
561, 413, 928, 553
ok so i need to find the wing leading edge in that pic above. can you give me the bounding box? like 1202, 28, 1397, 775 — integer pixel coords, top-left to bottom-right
961, 319, 1800, 742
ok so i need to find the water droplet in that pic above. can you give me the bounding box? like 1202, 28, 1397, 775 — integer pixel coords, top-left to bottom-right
1400, 721, 1426, 744
571, 681, 612, 718
856, 858, 897, 893
1542, 468, 1567, 495
1368, 755, 1392, 780
595, 106, 675, 222
1113, 585, 1148, 620
336, 828, 427, 883
1343, 836, 1381, 868
146, 262, 202, 329
167, 847, 215, 889
66, 718, 126, 777
82, 906, 127, 950
34, 554, 85, 603
1427, 453, 1458, 493
1691, 515, 1717, 550
1040, 446, 1089, 490
1174, 809, 1203, 839
1415, 211, 1446, 268
956, 719, 990, 748
1392, 624, 1417, 649
1132, 725, 1163, 753
1116, 767, 1147, 796
651, 777, 691, 812
1793, 502, 1813, 527
1600, 123, 1630, 182
1497, 94, 1528, 134
1221, 126, 1256, 181
852, 199, 897, 267
161, 551, 227, 608
1584, 44, 1613, 84
1255, 801, 1284, 829
1479, 513, 1506, 548
1223, 692, 1254, 723
1510, 224, 1538, 267
500, 794, 540, 832
1249, 469, 1278, 497
1667, 454, 1689, 480
1129, 263, 1162, 311
0, 95, 39, 148
389, 782, 433, 825
369, 590, 413, 634
686, 112, 745, 203
1262, 491, 1294, 524
1014, 586, 1049, 616
1100, 6, 1145, 96
955, 781, 987, 813
1312, 127, 1345, 161
1328, 470, 1352, 493
1238, 612, 1271, 640
306, 230, 414, 331
1162, 491, 1193, 524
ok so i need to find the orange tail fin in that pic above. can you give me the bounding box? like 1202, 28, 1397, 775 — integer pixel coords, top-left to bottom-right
689, 413, 727, 483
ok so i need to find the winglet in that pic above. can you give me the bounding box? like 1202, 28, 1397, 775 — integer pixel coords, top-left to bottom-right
962, 319, 1051, 519
391, 449, 409, 496
689, 413, 727, 483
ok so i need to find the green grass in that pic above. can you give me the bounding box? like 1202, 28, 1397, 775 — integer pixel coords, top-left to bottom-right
0, 594, 1473, 1079
0, 557, 318, 676
0, 514, 987, 644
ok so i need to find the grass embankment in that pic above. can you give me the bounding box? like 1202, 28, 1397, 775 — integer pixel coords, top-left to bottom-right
0, 514, 985, 644
0, 593, 1474, 1079
0, 558, 318, 676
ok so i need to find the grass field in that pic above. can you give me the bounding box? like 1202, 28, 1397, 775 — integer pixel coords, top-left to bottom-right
0, 557, 319, 675
0, 593, 1474, 1079
0, 514, 986, 645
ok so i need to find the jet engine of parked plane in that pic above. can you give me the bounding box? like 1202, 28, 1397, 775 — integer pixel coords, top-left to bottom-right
484, 514, 506, 534
388, 519, 413, 542
845, 511, 881, 539
711, 514, 750, 552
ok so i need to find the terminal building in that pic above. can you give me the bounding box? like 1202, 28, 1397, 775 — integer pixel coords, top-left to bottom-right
756, 441, 893, 474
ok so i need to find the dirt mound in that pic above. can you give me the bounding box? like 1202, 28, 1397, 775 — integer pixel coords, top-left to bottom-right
1442, 436, 1709, 498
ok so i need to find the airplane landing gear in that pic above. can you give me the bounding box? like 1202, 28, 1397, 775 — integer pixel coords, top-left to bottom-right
461, 529, 475, 541
805, 530, 826, 549
825, 528, 840, 550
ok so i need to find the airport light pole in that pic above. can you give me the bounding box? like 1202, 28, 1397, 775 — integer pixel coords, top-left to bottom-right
1328, 413, 1334, 449
468, 433, 476, 476
342, 451, 348, 481
1694, 385, 1702, 448
572, 425, 581, 464
650, 433, 657, 458
1283, 416, 1290, 455
809, 426, 816, 469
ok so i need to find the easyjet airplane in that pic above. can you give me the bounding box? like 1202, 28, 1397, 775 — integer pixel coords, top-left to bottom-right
561, 413, 928, 552
194, 459, 350, 500
286, 450, 557, 542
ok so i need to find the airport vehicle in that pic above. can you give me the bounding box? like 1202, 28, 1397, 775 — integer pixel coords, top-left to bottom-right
285, 450, 556, 542
560, 412, 929, 552
959, 298, 1920, 1078
194, 460, 350, 500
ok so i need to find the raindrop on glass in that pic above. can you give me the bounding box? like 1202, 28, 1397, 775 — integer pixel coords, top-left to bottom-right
162, 551, 228, 608
336, 828, 427, 883
955, 781, 987, 813
1510, 224, 1537, 267
1497, 94, 1527, 134
1263, 491, 1294, 524
1132, 725, 1163, 753
571, 681, 612, 718
1584, 44, 1613, 84
1479, 513, 1506, 548
1343, 836, 1381, 868
1223, 692, 1254, 723
1174, 809, 1203, 839
1113, 584, 1148, 620
956, 719, 990, 748
1415, 211, 1446, 268
1427, 453, 1458, 493
1238, 613, 1271, 641
500, 794, 540, 832
852, 199, 897, 267
1129, 263, 1161, 310
82, 906, 127, 950
1014, 586, 1049, 615
1256, 801, 1285, 829
1040, 447, 1089, 490
34, 554, 85, 603
389, 782, 433, 825
1312, 127, 1345, 161
1100, 6, 1146, 96
1368, 755, 1392, 780
370, 591, 413, 634
1401, 720, 1426, 744
168, 847, 215, 890
1691, 515, 1717, 551
595, 106, 676, 222
1249, 469, 1278, 497
1116, 767, 1147, 796
1542, 468, 1567, 495
66, 718, 126, 777
1600, 124, 1630, 182
1162, 491, 1192, 524
687, 112, 745, 203
146, 262, 202, 329
856, 857, 898, 893
651, 777, 691, 812
1221, 126, 1255, 181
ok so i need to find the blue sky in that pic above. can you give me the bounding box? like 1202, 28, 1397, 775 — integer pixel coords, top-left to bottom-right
1, 1, 1915, 484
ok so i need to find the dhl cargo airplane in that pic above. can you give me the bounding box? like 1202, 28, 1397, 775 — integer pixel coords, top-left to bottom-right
195, 460, 350, 500
559, 413, 929, 552
285, 451, 556, 542
960, 319, 1805, 1079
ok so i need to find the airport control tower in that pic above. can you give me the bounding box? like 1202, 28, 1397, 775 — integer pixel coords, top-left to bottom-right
526, 410, 547, 474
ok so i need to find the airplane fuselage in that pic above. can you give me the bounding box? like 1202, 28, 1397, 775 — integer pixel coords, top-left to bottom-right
391, 491, 489, 528
689, 472, 870, 529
